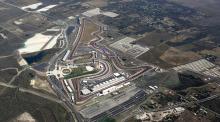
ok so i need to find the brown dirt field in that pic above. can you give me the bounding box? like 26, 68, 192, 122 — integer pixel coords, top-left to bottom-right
86, 0, 108, 7
31, 77, 56, 95
5, 0, 40, 6
81, 20, 99, 44
169, 34, 192, 43
160, 47, 201, 66
135, 31, 174, 47
199, 47, 220, 57
137, 44, 173, 68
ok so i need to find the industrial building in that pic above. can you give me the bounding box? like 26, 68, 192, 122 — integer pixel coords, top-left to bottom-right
80, 76, 126, 95
173, 59, 220, 78
62, 50, 70, 61
97, 82, 131, 96
92, 76, 126, 92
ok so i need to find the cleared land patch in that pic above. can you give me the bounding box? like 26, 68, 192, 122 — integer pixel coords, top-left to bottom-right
81, 20, 99, 43
18, 28, 61, 54
160, 47, 201, 66
85, 0, 108, 7
82, 8, 118, 18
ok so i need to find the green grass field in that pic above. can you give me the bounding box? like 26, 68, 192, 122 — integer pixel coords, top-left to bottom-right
64, 66, 98, 79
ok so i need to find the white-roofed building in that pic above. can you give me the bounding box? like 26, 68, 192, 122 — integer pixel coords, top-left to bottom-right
173, 59, 220, 78
92, 76, 126, 92
113, 72, 120, 77
81, 88, 91, 95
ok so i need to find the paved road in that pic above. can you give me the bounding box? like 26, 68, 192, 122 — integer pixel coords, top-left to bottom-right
46, 23, 84, 122
0, 1, 83, 121
86, 22, 156, 93
69, 18, 85, 59
88, 23, 155, 71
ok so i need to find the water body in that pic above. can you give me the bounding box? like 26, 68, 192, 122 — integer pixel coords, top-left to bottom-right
66, 26, 75, 36
33, 63, 49, 71
24, 52, 46, 64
